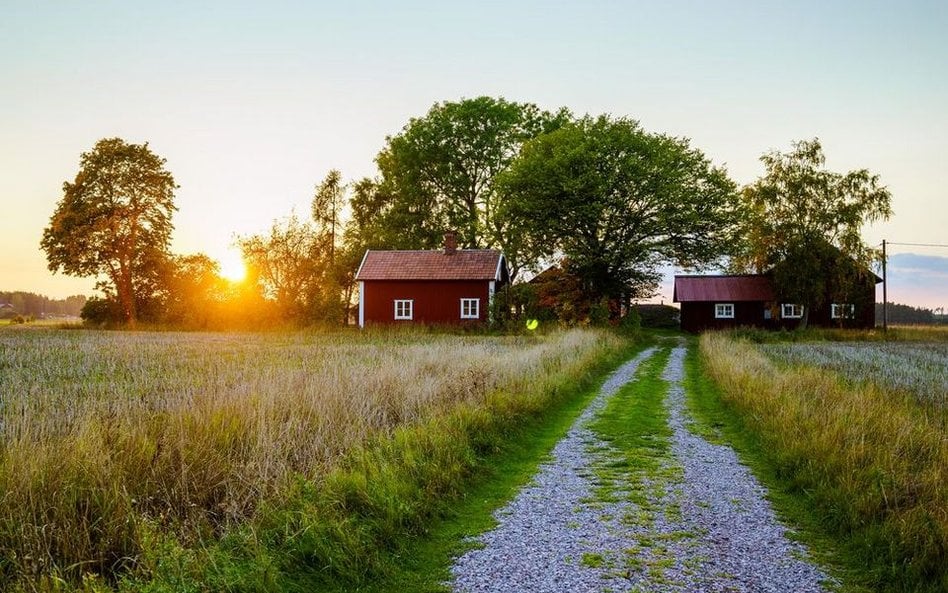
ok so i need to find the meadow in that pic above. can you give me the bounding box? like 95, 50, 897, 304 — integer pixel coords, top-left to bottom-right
0, 327, 625, 591
698, 332, 947, 593
761, 340, 948, 408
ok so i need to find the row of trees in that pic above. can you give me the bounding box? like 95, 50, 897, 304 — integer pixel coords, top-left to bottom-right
41, 97, 892, 328
0, 292, 86, 319
875, 302, 941, 325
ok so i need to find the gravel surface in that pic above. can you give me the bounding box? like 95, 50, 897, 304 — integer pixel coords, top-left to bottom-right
450, 344, 834, 593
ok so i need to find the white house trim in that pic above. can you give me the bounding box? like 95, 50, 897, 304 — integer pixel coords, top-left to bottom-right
493, 254, 506, 281
488, 280, 496, 322
394, 299, 413, 320
358, 281, 365, 328
460, 298, 480, 319
781, 303, 804, 319
355, 250, 370, 278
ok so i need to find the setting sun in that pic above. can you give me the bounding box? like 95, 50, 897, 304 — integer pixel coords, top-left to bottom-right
218, 249, 246, 282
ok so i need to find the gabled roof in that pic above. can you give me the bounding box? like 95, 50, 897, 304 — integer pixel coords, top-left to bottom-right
356, 249, 506, 281
673, 275, 775, 302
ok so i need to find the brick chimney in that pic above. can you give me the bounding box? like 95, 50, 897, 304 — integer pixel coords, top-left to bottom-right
443, 230, 458, 255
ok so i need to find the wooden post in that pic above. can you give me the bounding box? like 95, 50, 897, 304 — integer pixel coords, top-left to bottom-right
882, 239, 888, 331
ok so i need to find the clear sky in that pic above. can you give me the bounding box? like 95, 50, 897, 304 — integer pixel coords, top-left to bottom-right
2, 1, 946, 309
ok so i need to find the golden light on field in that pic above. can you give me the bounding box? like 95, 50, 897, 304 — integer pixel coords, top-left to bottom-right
218, 249, 247, 282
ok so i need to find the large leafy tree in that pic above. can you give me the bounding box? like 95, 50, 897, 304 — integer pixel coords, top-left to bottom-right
41, 138, 177, 326
501, 115, 740, 307
370, 96, 571, 279
737, 138, 892, 326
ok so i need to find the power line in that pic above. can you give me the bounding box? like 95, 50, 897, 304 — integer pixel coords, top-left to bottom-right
883, 241, 948, 248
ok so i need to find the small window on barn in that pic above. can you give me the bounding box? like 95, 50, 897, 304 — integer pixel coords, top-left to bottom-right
714, 303, 734, 319
394, 299, 413, 320
832, 303, 855, 319
781, 303, 804, 319
460, 298, 479, 319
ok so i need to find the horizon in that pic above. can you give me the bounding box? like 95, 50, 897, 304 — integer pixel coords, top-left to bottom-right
2, 1, 946, 309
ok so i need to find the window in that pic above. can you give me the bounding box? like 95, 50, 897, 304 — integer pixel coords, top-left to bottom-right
781, 303, 804, 319
714, 303, 734, 319
831, 303, 855, 319
460, 298, 480, 319
394, 299, 413, 320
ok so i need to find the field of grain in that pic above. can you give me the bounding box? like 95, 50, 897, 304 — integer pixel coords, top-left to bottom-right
761, 341, 948, 407
0, 327, 622, 589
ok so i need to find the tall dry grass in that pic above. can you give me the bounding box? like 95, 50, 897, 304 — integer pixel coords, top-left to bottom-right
0, 328, 620, 586
700, 333, 948, 592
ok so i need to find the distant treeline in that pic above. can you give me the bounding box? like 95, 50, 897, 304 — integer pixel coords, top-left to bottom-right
0, 291, 86, 318
875, 302, 942, 325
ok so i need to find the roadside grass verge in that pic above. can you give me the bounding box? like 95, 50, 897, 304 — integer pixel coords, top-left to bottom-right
0, 329, 630, 591
693, 333, 947, 593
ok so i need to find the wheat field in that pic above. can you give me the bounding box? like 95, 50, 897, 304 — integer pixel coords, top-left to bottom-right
0, 327, 620, 587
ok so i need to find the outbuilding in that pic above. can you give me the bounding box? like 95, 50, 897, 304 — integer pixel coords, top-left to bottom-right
674, 270, 879, 333
674, 275, 776, 332
355, 233, 508, 327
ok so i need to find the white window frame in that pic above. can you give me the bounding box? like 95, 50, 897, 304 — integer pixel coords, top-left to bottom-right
460, 298, 480, 319
831, 303, 855, 319
394, 299, 413, 320
781, 303, 804, 319
714, 303, 735, 319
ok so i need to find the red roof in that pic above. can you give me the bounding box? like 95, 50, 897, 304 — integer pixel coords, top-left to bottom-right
673, 275, 775, 302
356, 249, 505, 281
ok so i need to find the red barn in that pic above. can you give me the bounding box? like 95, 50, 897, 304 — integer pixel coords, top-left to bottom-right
355, 234, 508, 327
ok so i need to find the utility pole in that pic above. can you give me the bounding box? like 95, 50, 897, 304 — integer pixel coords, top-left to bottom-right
882, 239, 888, 331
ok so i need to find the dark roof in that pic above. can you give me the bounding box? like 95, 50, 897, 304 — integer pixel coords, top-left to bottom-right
356, 249, 505, 281
673, 275, 775, 302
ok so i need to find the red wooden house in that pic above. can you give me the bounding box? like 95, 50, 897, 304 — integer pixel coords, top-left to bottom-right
674, 271, 879, 333
355, 234, 508, 327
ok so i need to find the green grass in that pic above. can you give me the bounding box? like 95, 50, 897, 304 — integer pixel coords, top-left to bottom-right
583, 346, 697, 585
586, 347, 673, 505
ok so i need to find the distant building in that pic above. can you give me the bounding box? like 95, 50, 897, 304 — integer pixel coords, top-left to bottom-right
674, 267, 879, 333
355, 232, 509, 327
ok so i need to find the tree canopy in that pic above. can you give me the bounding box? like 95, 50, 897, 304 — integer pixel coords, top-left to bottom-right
500, 115, 740, 307
41, 138, 178, 325
736, 138, 892, 325
365, 96, 571, 279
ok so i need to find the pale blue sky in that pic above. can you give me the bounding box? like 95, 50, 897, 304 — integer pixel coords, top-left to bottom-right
2, 1, 946, 308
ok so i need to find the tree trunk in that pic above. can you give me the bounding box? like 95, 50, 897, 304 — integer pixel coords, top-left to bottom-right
799, 304, 810, 330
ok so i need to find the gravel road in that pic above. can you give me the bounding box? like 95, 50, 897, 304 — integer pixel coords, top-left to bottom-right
450, 344, 833, 593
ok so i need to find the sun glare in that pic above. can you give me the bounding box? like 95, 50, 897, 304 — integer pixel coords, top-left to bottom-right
218, 250, 247, 282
